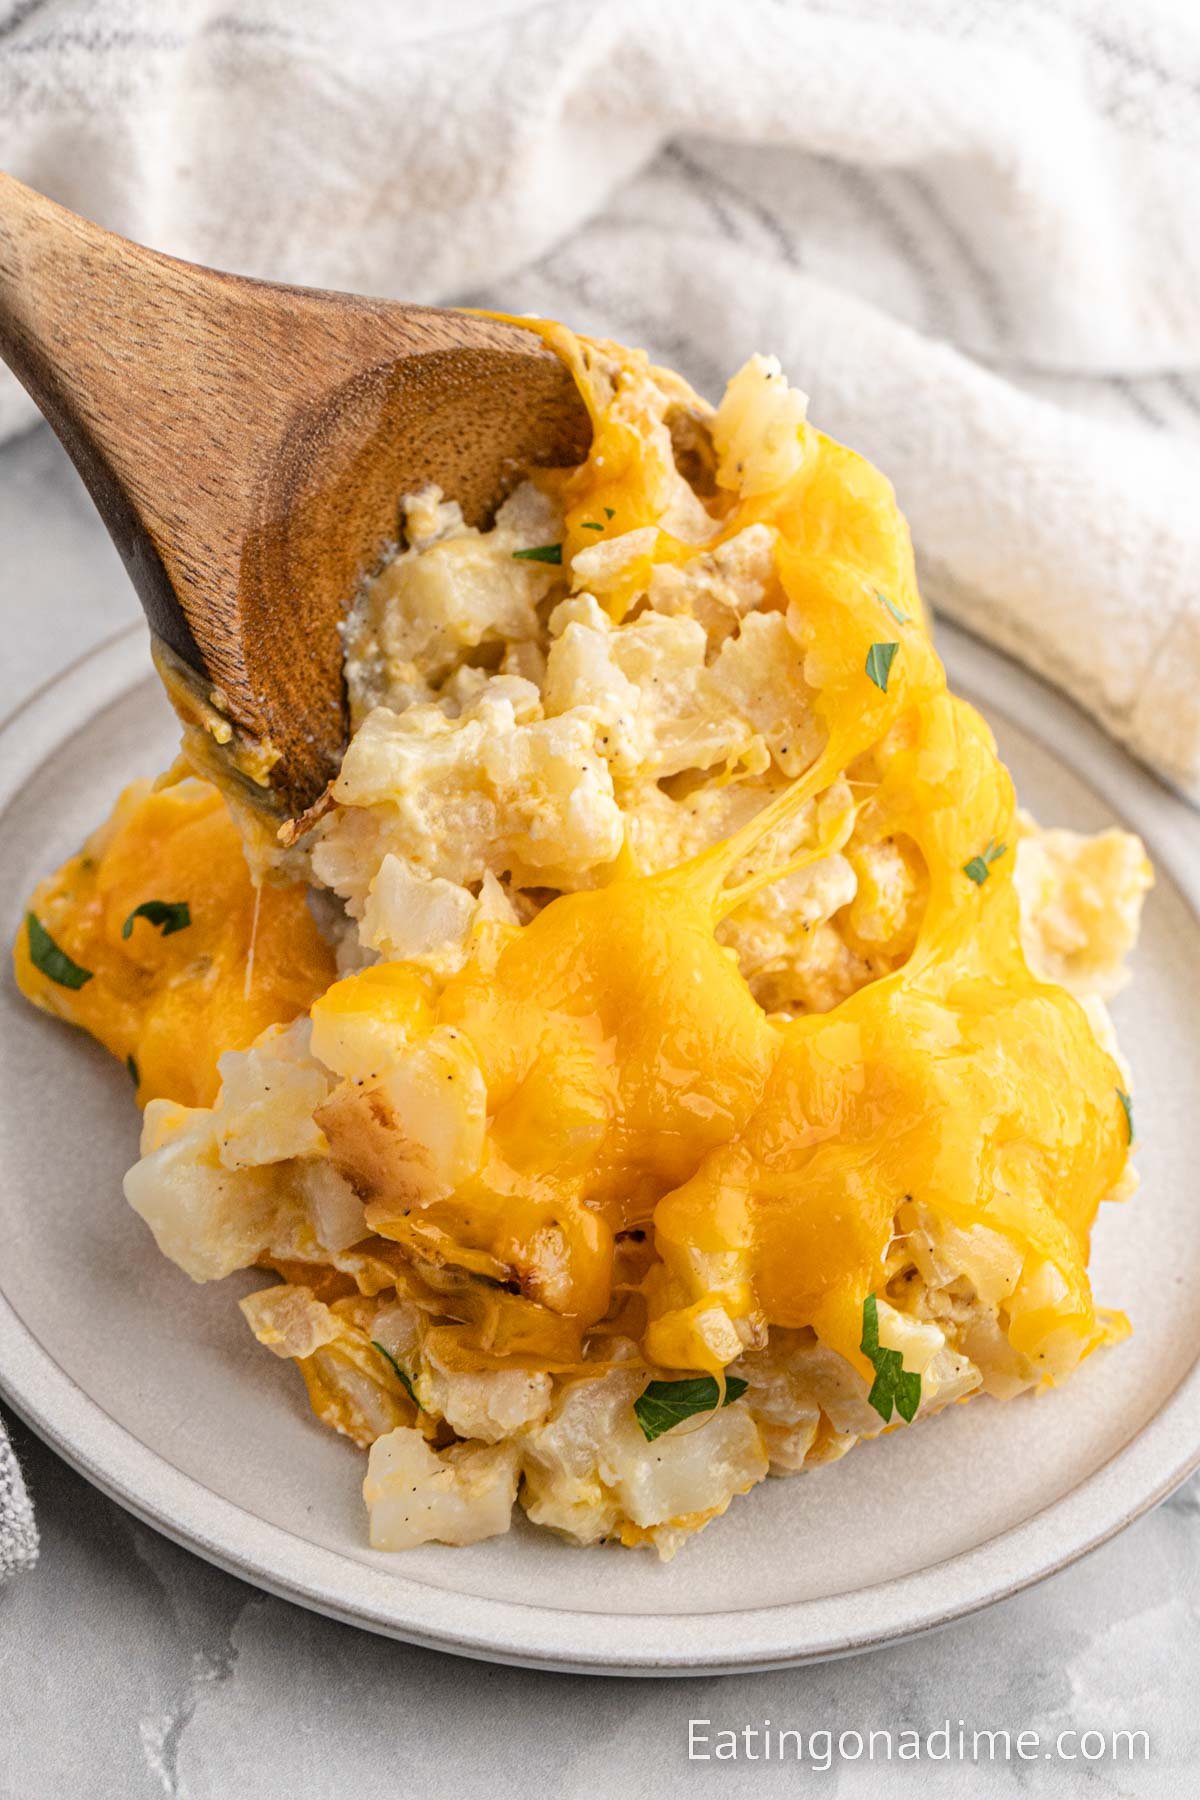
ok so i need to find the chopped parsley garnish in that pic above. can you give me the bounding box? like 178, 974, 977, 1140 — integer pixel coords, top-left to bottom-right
580, 520, 605, 531
25, 913, 93, 990
126, 1054, 139, 1087
604, 506, 616, 519
371, 1340, 418, 1407
1117, 1088, 1135, 1144
633, 1373, 748, 1443
512, 543, 563, 565
861, 1294, 921, 1425
121, 900, 191, 940
962, 839, 1007, 885
865, 641, 899, 693
876, 589, 909, 626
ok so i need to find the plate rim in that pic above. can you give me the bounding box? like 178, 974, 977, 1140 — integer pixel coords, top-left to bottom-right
2, 621, 1199, 1677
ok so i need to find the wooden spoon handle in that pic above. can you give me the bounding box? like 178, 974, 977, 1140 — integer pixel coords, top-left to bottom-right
0, 172, 589, 816
0, 172, 205, 658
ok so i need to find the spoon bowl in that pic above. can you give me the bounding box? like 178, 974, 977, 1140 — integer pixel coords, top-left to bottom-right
0, 172, 591, 819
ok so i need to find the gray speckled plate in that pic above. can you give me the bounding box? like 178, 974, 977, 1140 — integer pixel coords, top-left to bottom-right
1, 622, 1199, 1676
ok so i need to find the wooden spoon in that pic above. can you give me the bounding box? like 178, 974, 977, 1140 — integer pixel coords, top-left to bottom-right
0, 172, 591, 822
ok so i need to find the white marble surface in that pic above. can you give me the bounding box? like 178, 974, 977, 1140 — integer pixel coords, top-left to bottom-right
0, 427, 1197, 1798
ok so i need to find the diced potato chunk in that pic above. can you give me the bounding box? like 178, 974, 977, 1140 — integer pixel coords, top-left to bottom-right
365, 1429, 519, 1549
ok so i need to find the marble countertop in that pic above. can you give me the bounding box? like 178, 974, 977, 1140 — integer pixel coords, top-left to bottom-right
0, 427, 1196, 1799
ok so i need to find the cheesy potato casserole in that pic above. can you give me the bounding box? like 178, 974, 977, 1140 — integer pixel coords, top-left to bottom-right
15, 323, 1152, 1558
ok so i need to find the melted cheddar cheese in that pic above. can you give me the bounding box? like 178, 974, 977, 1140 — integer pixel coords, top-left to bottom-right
15, 778, 334, 1105
311, 380, 1130, 1387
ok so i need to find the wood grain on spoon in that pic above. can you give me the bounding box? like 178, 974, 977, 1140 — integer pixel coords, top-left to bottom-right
0, 171, 591, 821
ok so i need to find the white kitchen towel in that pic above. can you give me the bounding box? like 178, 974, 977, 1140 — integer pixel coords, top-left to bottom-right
0, 1420, 37, 1581
3, 0, 1200, 789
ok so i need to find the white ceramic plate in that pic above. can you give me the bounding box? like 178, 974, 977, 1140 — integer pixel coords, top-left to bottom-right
1, 622, 1199, 1676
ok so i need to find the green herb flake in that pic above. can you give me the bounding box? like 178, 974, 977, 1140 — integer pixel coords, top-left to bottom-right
861, 1294, 922, 1425
865, 641, 899, 693
126, 1054, 139, 1088
603, 506, 616, 519
962, 839, 1008, 886
512, 543, 563, 565
633, 1373, 749, 1444
121, 900, 191, 940
25, 913, 93, 990
579, 520, 605, 531
875, 589, 910, 626
1117, 1088, 1135, 1144
371, 1340, 419, 1407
